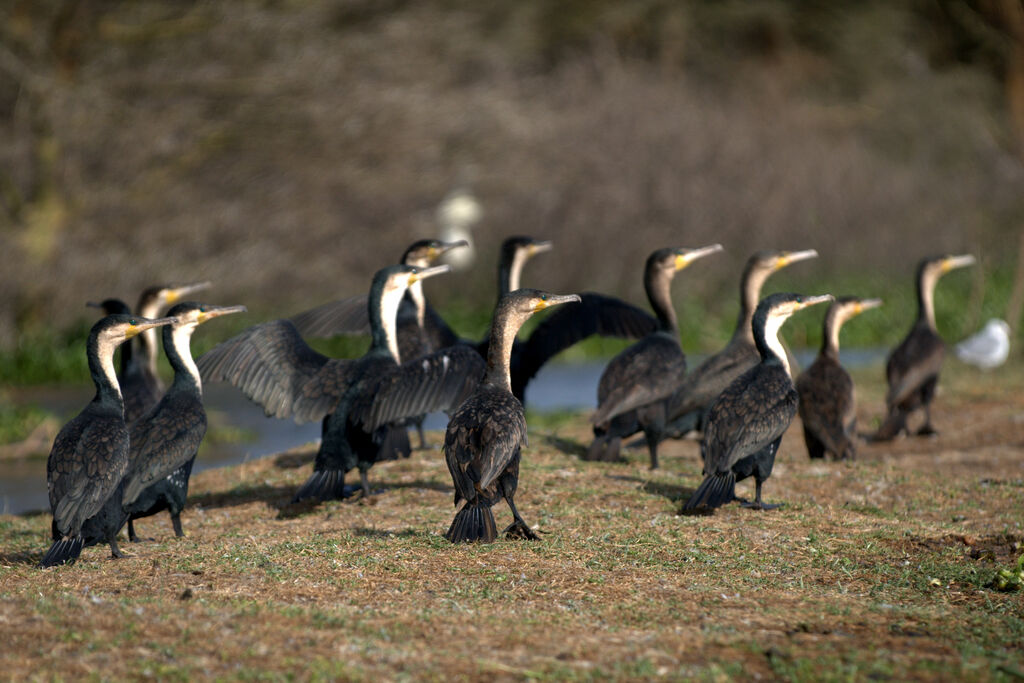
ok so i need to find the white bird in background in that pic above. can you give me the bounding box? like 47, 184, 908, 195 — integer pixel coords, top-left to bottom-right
955, 318, 1011, 369
436, 187, 482, 271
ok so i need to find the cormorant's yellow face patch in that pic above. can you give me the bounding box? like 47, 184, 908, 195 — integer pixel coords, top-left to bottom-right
674, 254, 688, 270
427, 247, 438, 260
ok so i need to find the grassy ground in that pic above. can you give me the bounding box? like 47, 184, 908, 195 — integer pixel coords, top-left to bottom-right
1, 363, 1022, 681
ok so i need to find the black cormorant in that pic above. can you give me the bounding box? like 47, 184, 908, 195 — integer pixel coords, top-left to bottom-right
664, 249, 819, 439
587, 245, 724, 469
873, 254, 975, 440
121, 282, 212, 422
198, 265, 485, 502
796, 297, 882, 460
41, 314, 177, 567
292, 235, 659, 402
122, 302, 247, 541
444, 288, 581, 543
681, 293, 833, 513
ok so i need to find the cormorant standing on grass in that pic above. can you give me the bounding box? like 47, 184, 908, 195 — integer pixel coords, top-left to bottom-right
40, 314, 177, 567
796, 297, 882, 460
681, 293, 832, 513
122, 302, 246, 541
444, 289, 581, 543
664, 249, 818, 438
198, 265, 485, 503
873, 254, 975, 441
587, 245, 724, 468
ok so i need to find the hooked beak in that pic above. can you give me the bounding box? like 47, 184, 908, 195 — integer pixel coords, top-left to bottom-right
776, 249, 818, 270
534, 293, 582, 311
795, 294, 834, 311
410, 264, 451, 284
854, 298, 884, 315
528, 240, 554, 257
165, 281, 213, 305
942, 254, 975, 272
198, 304, 247, 324
675, 243, 724, 270
125, 316, 178, 339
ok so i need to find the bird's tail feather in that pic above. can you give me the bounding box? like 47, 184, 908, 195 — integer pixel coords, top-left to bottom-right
39, 536, 84, 568
872, 410, 905, 442
681, 472, 736, 512
445, 501, 497, 543
292, 469, 347, 503
377, 426, 412, 461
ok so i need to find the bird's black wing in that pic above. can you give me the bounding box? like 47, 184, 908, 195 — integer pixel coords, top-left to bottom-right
592, 335, 686, 425
444, 388, 527, 503
49, 411, 130, 534
885, 325, 944, 409
796, 357, 855, 456
666, 339, 760, 421
513, 292, 658, 396
288, 295, 371, 338
122, 394, 207, 506
197, 319, 354, 423
702, 363, 798, 475
358, 346, 486, 430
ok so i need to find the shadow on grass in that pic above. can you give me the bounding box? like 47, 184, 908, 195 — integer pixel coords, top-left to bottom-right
607, 474, 697, 505
191, 482, 297, 512
0, 549, 43, 566
538, 433, 588, 458
350, 527, 423, 539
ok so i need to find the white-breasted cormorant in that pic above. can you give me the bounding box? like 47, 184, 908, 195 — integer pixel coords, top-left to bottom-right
664, 249, 818, 439
681, 293, 833, 513
122, 302, 247, 541
873, 254, 975, 441
197, 265, 486, 502
796, 296, 882, 460
41, 313, 177, 567
587, 245, 724, 469
444, 288, 581, 543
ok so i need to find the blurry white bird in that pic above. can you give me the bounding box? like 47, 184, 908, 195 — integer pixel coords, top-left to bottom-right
436, 187, 482, 271
955, 318, 1011, 369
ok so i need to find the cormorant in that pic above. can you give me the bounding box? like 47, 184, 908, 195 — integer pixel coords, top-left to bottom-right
955, 318, 1010, 370
122, 302, 247, 541
444, 288, 581, 543
873, 254, 975, 441
796, 297, 882, 460
681, 293, 833, 513
293, 235, 659, 403
289, 239, 469, 449
41, 313, 177, 567
198, 265, 485, 502
664, 249, 819, 438
587, 245, 724, 469
124, 282, 212, 422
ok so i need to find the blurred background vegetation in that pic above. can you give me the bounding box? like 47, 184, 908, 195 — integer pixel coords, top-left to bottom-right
1, 0, 1023, 385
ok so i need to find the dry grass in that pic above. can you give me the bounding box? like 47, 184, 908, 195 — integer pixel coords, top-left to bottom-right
1, 363, 1023, 681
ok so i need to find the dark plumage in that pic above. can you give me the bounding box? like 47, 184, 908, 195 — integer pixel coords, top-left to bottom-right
664, 249, 818, 439
681, 293, 832, 513
873, 254, 975, 441
796, 297, 882, 460
587, 245, 723, 469
122, 302, 246, 541
445, 289, 581, 543
291, 235, 659, 403
198, 265, 485, 503
41, 314, 176, 568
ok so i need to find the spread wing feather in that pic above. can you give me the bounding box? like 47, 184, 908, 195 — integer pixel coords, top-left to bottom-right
288, 295, 371, 338
196, 319, 353, 423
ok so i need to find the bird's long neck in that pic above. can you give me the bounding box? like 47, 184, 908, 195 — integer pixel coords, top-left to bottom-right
754, 314, 792, 377
820, 307, 844, 361
88, 333, 125, 412
484, 308, 523, 393
118, 331, 134, 378
163, 323, 201, 397
138, 299, 162, 378
917, 267, 939, 331
645, 270, 677, 335
498, 248, 527, 301
369, 283, 404, 362
734, 267, 769, 344
407, 280, 426, 328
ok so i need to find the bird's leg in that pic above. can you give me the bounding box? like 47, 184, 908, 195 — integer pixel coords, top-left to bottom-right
171, 513, 185, 538
646, 431, 660, 470
916, 406, 938, 437
128, 518, 139, 543
740, 479, 782, 511
360, 469, 372, 498
502, 495, 540, 540
109, 535, 126, 559
415, 418, 429, 450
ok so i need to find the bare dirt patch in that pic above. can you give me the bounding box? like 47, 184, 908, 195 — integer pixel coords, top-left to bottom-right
1, 364, 1022, 680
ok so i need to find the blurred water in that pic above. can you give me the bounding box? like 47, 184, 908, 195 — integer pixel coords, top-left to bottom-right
0, 348, 887, 516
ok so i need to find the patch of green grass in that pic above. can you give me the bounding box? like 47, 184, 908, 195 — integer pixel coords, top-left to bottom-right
0, 401, 50, 443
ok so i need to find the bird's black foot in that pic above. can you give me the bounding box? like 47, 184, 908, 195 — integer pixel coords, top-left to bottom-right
503, 520, 540, 540
916, 424, 939, 437
740, 500, 783, 511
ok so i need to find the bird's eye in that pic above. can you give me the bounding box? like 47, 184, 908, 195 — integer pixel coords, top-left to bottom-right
540, 294, 548, 301
129, 318, 137, 326
411, 268, 419, 274
199, 306, 206, 313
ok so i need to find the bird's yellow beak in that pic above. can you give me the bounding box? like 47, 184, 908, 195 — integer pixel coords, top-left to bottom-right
198, 305, 247, 324
776, 249, 818, 271
941, 254, 975, 273
675, 243, 724, 270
